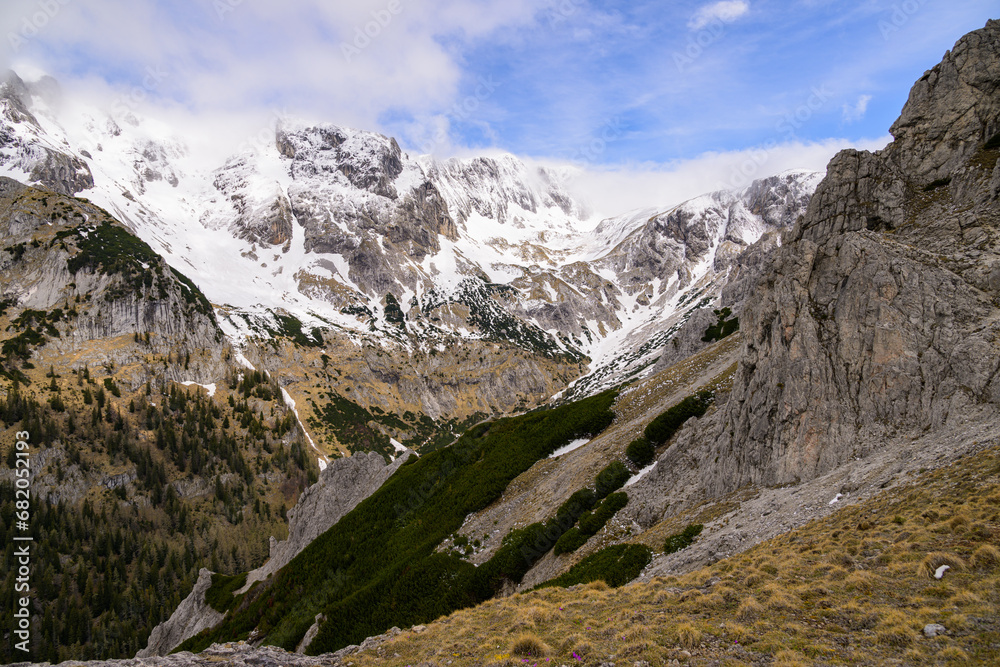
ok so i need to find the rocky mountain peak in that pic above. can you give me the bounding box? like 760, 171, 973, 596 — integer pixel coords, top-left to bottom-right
650, 19, 1000, 499
887, 18, 1000, 184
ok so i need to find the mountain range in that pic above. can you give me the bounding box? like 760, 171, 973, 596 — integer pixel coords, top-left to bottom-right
0, 17, 998, 667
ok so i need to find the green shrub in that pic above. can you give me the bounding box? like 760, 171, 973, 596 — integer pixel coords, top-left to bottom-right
103, 377, 121, 398
204, 572, 248, 613
577, 509, 602, 535
663, 523, 703, 555
581, 492, 629, 534
555, 492, 630, 555
701, 307, 739, 343
556, 488, 598, 523
553, 527, 589, 555
644, 391, 714, 446
600, 491, 629, 515
540, 544, 652, 589
595, 461, 630, 499
625, 437, 654, 467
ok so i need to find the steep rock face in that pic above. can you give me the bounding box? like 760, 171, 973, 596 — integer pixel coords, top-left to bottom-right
0, 71, 94, 195
654, 20, 1000, 497
211, 155, 294, 247
0, 178, 222, 353
136, 569, 225, 658
138, 451, 412, 657
241, 450, 413, 589
0, 70, 39, 126
26, 147, 95, 196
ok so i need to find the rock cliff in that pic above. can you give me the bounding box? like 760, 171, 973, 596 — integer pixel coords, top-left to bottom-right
136, 570, 224, 658
241, 450, 414, 590
137, 450, 413, 657
633, 19, 1000, 507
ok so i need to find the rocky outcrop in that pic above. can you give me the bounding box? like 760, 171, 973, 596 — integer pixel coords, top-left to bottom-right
211, 156, 294, 247
0, 178, 221, 349
637, 19, 1000, 502
0, 71, 93, 195
0, 70, 39, 126
139, 451, 412, 658
27, 148, 94, 196
241, 450, 413, 590
136, 569, 225, 658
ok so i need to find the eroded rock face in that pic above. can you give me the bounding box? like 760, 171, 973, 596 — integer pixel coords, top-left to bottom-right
136, 569, 224, 658
242, 450, 413, 589
27, 148, 95, 195
661, 20, 1000, 496
0, 178, 223, 354
886, 23, 1000, 185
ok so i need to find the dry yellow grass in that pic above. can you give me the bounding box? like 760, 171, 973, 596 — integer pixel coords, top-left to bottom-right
971, 543, 1000, 569
917, 551, 966, 578
349, 447, 1000, 666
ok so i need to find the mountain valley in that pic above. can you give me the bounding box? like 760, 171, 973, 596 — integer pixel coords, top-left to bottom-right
0, 16, 999, 667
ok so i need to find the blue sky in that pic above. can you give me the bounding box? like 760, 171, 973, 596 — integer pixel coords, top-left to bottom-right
404, 0, 994, 163
1, 0, 997, 212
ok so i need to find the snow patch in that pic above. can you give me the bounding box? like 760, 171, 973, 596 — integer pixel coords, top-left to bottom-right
179, 381, 216, 398
626, 461, 657, 487
548, 438, 590, 458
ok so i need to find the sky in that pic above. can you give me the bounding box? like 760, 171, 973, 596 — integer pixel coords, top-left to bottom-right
1, 0, 996, 215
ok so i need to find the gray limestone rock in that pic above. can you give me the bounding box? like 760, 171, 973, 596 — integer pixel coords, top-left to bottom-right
241, 450, 413, 590
136, 569, 225, 658
923, 623, 947, 638
633, 19, 1000, 504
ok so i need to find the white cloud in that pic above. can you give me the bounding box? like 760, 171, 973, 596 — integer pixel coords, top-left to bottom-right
537, 135, 891, 219
842, 94, 873, 123
3, 0, 541, 134
688, 1, 750, 31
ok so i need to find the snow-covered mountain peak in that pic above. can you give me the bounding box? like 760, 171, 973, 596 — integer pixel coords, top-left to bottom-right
0, 69, 824, 394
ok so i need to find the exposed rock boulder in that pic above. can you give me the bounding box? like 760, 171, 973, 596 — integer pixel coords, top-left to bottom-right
27, 147, 95, 196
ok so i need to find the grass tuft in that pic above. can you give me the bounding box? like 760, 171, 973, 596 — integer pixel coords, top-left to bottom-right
971, 544, 1000, 569
510, 632, 548, 658
676, 622, 702, 648
917, 552, 966, 578
736, 596, 764, 621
